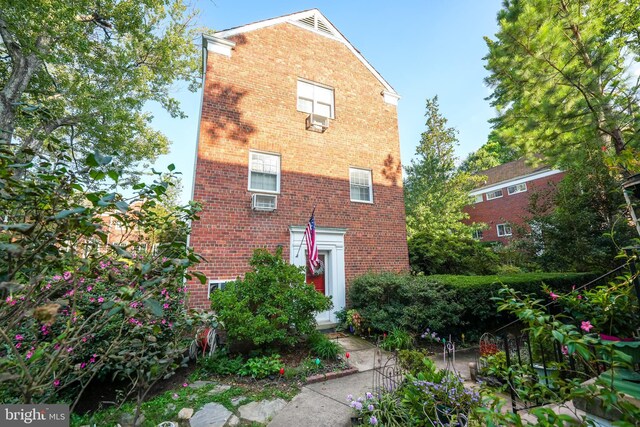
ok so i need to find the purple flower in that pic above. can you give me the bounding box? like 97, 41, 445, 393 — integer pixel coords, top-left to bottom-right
370, 416, 378, 425
368, 404, 374, 411
366, 392, 373, 399
354, 402, 363, 410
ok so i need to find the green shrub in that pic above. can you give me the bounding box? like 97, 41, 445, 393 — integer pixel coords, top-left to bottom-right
380, 328, 414, 351
239, 355, 283, 379
210, 248, 332, 348
308, 332, 340, 360
197, 350, 244, 376
397, 350, 437, 377
349, 272, 594, 339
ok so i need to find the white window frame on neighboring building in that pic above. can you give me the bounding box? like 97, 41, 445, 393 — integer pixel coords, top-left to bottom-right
486, 189, 504, 200
349, 167, 373, 203
497, 223, 512, 237
507, 182, 527, 195
248, 151, 280, 194
208, 280, 229, 299
473, 194, 483, 203
297, 79, 335, 119
472, 230, 483, 240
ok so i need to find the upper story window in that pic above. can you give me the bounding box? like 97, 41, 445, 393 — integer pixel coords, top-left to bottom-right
472, 230, 483, 240
507, 183, 527, 195
473, 194, 483, 203
297, 80, 334, 118
249, 151, 280, 193
350, 167, 373, 203
497, 223, 512, 237
486, 189, 503, 200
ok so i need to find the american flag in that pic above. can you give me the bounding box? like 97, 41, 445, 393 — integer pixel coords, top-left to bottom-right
304, 212, 320, 273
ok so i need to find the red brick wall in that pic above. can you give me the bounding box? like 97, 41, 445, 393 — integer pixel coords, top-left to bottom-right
463, 172, 564, 245
188, 23, 409, 308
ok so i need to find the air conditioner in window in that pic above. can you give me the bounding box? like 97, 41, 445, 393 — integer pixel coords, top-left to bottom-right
305, 114, 329, 132
251, 193, 277, 211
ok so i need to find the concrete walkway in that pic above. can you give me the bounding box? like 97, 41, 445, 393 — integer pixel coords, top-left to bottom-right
268, 336, 478, 426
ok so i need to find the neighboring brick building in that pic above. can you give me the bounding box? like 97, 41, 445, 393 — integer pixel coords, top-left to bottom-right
188, 9, 409, 323
463, 159, 564, 244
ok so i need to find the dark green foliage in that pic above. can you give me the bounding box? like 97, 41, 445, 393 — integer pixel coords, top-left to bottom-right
210, 248, 332, 348
397, 350, 437, 377
518, 162, 637, 272
349, 272, 594, 339
408, 232, 500, 275
197, 350, 244, 376
238, 355, 283, 379
380, 328, 414, 351
308, 332, 340, 360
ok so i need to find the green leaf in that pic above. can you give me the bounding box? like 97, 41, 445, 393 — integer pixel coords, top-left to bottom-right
168, 163, 176, 171
192, 271, 207, 285
144, 298, 164, 317
115, 200, 129, 213
52, 206, 87, 220
1, 223, 33, 232
551, 330, 564, 344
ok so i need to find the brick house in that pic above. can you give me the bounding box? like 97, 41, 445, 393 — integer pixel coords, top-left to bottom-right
188, 9, 410, 324
463, 159, 564, 244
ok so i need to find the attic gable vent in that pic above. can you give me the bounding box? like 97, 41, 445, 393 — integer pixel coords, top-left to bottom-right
294, 12, 336, 38
297, 16, 315, 28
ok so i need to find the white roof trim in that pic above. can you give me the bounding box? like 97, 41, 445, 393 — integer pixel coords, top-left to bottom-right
469, 169, 563, 196
211, 9, 398, 96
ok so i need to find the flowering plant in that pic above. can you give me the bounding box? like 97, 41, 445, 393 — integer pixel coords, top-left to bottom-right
547, 274, 640, 338
346, 309, 363, 331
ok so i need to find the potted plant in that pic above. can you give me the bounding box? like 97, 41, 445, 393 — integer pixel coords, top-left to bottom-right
346, 309, 363, 334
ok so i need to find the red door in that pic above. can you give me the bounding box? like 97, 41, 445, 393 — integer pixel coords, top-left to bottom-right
306, 254, 325, 294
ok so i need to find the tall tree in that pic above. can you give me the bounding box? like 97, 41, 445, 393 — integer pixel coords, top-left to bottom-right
404, 97, 495, 275
458, 130, 522, 174
484, 0, 640, 175
0, 0, 201, 170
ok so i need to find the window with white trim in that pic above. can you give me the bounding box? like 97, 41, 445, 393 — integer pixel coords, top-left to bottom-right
297, 80, 334, 118
507, 183, 527, 195
473, 194, 483, 203
497, 223, 512, 237
350, 168, 373, 203
472, 230, 483, 240
208, 280, 229, 299
486, 189, 503, 200
249, 151, 280, 193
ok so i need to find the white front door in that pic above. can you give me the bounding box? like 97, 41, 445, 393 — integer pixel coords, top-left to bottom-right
289, 226, 346, 325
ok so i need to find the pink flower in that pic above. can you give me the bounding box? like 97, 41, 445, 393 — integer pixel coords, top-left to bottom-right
89, 297, 95, 303
67, 347, 73, 353
561, 346, 569, 355
97, 297, 104, 303
172, 393, 179, 399
182, 382, 188, 387
15, 343, 22, 349
161, 319, 166, 325
549, 291, 558, 301
65, 289, 75, 297
86, 286, 93, 292
54, 343, 61, 351
81, 337, 87, 343
63, 272, 72, 281
45, 283, 52, 290
163, 303, 169, 309
577, 295, 583, 300
80, 362, 87, 369
15, 334, 24, 341
26, 348, 34, 359
581, 321, 594, 332
53, 379, 60, 387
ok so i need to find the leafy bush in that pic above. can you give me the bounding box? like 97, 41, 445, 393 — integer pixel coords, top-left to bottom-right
197, 350, 244, 376
380, 328, 414, 351
408, 232, 501, 275
308, 332, 340, 360
397, 350, 437, 376
349, 272, 594, 339
210, 248, 332, 348
239, 355, 283, 379
0, 146, 203, 410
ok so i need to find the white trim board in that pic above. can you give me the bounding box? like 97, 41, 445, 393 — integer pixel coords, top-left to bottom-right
202, 9, 399, 102
470, 169, 563, 197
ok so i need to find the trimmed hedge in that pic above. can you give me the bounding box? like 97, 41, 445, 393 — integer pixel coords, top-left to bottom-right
348, 272, 595, 340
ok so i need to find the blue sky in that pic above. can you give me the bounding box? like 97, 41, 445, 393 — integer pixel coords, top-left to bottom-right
148, 1, 504, 202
